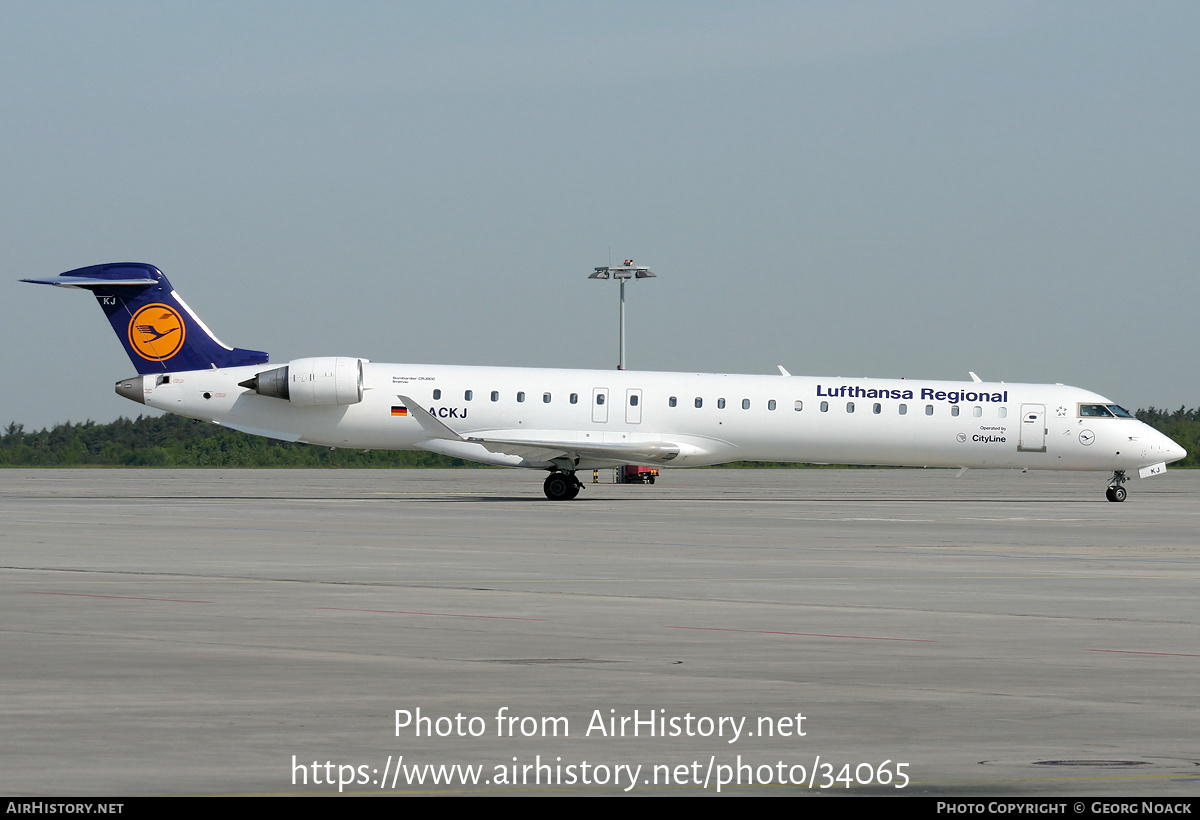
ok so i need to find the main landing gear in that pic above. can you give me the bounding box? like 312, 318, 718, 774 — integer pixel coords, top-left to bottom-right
1105, 470, 1128, 503
543, 470, 583, 501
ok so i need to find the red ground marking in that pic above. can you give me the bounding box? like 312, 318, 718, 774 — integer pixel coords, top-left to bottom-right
665, 625, 934, 642
1088, 649, 1200, 658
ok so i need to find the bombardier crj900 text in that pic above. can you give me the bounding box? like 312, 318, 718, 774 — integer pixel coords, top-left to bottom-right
24, 263, 1186, 501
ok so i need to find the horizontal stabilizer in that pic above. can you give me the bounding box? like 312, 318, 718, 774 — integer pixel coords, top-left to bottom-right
21, 276, 158, 288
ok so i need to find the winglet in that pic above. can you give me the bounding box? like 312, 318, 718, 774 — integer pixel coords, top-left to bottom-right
969, 371, 982, 383
777, 365, 791, 377
395, 395, 463, 441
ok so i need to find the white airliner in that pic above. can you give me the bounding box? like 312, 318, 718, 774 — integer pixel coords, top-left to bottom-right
23, 263, 1186, 501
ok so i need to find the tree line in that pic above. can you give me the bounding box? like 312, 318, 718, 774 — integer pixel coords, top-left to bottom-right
1133, 407, 1199, 467
1, 409, 1196, 468
0, 415, 469, 467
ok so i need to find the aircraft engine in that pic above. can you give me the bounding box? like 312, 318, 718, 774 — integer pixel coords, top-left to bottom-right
239, 357, 364, 406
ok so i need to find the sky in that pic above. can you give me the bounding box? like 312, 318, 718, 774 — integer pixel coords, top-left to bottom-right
3, 1, 1198, 428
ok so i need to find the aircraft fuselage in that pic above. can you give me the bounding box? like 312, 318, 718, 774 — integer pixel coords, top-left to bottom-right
117, 363, 1184, 474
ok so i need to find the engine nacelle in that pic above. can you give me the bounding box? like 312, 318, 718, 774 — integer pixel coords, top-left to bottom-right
240, 357, 364, 406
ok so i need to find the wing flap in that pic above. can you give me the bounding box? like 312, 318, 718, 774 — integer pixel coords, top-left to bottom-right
396, 394, 680, 465
467, 435, 680, 464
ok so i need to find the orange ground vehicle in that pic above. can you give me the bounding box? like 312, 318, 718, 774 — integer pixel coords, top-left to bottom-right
621, 465, 658, 484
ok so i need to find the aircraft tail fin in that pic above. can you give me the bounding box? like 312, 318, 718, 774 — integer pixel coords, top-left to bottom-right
22, 263, 269, 374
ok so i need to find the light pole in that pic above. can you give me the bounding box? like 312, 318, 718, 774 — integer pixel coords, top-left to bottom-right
588, 260, 656, 370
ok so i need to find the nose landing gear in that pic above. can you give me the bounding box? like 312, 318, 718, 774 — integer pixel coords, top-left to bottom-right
1105, 470, 1128, 502
543, 470, 583, 501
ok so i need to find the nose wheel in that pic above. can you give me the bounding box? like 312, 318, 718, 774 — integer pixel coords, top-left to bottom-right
1105, 471, 1128, 502
544, 471, 582, 501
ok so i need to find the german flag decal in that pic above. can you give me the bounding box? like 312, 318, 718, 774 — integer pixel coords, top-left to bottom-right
391, 406, 408, 417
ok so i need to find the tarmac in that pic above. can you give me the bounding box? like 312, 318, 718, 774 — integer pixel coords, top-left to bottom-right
1, 467, 1197, 796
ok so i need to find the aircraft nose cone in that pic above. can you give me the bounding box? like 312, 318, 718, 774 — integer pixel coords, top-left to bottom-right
1155, 429, 1188, 464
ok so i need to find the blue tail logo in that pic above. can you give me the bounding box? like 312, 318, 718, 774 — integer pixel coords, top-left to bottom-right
22, 263, 269, 374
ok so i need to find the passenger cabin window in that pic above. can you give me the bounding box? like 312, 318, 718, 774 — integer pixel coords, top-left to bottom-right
950, 405, 960, 417
998, 407, 1007, 418
742, 399, 750, 410
768, 400, 777, 411
925, 405, 934, 415
464, 390, 473, 401
873, 403, 881, 414
433, 389, 441, 400
794, 401, 803, 412
717, 398, 726, 409
570, 393, 578, 404
543, 392, 551, 403
595, 393, 604, 405
695, 397, 703, 408
846, 402, 855, 413
490, 391, 499, 402
629, 394, 639, 406
899, 404, 907, 415
669, 396, 678, 407
820, 401, 828, 412
973, 406, 982, 417
517, 392, 525, 402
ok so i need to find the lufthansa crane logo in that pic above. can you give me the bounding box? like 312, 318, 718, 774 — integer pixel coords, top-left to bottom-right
128, 304, 186, 361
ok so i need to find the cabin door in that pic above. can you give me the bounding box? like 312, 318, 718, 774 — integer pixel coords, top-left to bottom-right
1018, 404, 1047, 452
625, 388, 643, 424
592, 388, 609, 423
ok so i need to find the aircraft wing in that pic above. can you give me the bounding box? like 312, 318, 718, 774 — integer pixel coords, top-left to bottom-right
396, 395, 680, 465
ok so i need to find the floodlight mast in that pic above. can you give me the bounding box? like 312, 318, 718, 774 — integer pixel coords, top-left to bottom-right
588, 260, 656, 370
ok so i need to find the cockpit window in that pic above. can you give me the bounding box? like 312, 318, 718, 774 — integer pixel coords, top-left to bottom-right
1106, 404, 1134, 418
1079, 404, 1115, 418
